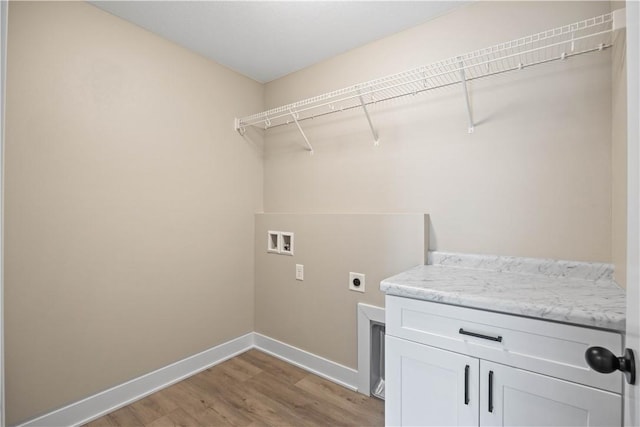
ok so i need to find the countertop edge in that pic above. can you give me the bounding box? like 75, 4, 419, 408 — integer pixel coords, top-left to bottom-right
380, 262, 626, 333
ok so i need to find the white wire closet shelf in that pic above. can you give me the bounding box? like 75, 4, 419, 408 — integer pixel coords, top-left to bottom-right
234, 11, 625, 153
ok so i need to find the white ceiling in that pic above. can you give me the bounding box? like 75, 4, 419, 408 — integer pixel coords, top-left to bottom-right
90, 1, 466, 83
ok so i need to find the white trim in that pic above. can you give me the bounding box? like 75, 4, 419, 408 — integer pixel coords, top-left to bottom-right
356, 303, 385, 396
624, 2, 640, 426
16, 333, 254, 427
253, 332, 358, 391
14, 332, 365, 427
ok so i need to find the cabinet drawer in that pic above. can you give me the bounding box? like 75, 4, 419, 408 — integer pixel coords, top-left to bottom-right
386, 295, 623, 393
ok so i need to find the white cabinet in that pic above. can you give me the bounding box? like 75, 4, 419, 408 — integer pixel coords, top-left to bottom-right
386, 335, 478, 426
479, 361, 621, 427
385, 295, 623, 427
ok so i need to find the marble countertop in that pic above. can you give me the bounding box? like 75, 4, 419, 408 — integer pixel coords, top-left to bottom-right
380, 252, 626, 332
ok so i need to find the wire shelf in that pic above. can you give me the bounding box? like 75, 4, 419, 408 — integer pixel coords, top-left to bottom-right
235, 12, 619, 145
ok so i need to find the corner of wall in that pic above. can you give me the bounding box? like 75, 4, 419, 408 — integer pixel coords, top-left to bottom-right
611, 14, 628, 287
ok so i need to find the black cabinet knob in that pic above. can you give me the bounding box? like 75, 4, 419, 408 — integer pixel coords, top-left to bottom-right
585, 347, 636, 385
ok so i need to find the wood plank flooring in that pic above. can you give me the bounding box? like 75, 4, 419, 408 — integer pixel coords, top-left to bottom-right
85, 349, 384, 427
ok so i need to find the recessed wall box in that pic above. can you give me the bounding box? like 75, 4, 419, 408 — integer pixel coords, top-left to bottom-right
267, 231, 294, 255
267, 231, 280, 253
281, 232, 294, 256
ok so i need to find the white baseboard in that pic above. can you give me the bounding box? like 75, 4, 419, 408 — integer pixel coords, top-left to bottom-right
16, 333, 254, 427
15, 332, 360, 427
253, 332, 358, 391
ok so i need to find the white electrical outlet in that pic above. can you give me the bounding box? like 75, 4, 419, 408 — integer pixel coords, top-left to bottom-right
349, 272, 365, 293
296, 264, 304, 281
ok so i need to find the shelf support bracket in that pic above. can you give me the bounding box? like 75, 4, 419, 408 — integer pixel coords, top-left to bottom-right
358, 92, 380, 146
290, 111, 314, 154
612, 8, 626, 31
458, 59, 475, 134
234, 118, 246, 136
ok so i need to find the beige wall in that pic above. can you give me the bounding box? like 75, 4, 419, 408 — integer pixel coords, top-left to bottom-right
611, 3, 627, 287
264, 1, 613, 263
3, 0, 625, 424
254, 214, 425, 368
4, 2, 263, 424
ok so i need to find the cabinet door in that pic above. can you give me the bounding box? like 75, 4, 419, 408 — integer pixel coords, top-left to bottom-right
386, 335, 479, 427
480, 361, 621, 427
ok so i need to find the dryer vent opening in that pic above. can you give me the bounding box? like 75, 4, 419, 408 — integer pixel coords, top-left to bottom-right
357, 303, 385, 400
370, 322, 385, 400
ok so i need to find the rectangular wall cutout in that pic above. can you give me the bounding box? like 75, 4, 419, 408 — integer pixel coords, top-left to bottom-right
267, 231, 294, 255
267, 231, 280, 253
281, 232, 294, 255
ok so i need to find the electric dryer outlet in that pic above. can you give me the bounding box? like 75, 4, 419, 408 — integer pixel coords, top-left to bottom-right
349, 272, 365, 293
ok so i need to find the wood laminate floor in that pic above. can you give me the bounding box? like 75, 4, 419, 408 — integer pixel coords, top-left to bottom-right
85, 349, 384, 427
